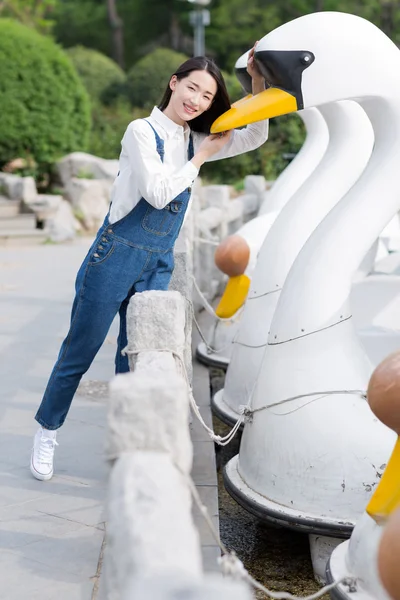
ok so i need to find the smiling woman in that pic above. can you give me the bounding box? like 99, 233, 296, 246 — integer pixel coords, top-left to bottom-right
30, 49, 270, 482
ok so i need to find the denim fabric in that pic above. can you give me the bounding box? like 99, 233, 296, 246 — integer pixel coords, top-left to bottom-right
35, 122, 194, 430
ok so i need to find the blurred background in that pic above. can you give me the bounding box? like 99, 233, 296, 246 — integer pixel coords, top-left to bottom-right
0, 0, 398, 192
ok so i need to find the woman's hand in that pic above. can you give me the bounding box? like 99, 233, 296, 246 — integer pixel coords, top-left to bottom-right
247, 41, 265, 95
191, 131, 232, 169
198, 131, 232, 156
247, 41, 263, 81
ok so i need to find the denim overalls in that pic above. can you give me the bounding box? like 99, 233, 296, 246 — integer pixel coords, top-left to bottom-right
35, 122, 194, 430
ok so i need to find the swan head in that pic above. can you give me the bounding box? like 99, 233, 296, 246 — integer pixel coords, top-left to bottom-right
235, 49, 253, 95
211, 11, 399, 133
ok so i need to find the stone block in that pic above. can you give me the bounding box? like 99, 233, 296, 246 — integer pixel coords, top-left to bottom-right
0, 173, 37, 203
57, 152, 119, 186
244, 175, 266, 196
105, 453, 203, 600
107, 367, 192, 474
126, 290, 186, 359
47, 198, 80, 242
169, 245, 194, 383
64, 178, 111, 231
202, 185, 231, 211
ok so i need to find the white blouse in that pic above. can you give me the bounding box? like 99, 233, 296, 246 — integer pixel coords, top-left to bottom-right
109, 106, 269, 224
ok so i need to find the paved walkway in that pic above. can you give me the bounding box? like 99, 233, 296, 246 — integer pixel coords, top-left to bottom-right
0, 238, 219, 599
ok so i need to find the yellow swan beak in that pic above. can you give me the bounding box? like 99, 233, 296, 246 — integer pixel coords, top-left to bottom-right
367, 438, 400, 524
215, 274, 251, 319
211, 88, 298, 133
231, 94, 252, 108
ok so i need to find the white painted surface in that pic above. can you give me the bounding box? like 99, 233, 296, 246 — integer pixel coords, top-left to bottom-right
198, 108, 329, 368
238, 319, 396, 521
309, 535, 342, 584
259, 107, 329, 216
329, 514, 392, 600
222, 100, 374, 417
225, 11, 400, 529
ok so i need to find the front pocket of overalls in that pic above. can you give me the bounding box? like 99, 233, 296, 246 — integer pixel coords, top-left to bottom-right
89, 235, 115, 266
141, 201, 183, 236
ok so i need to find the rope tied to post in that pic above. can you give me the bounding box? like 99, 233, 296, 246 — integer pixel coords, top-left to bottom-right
123, 345, 367, 446
191, 276, 245, 354
123, 345, 248, 446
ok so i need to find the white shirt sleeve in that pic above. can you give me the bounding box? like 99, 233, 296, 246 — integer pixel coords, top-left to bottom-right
193, 120, 269, 163
122, 120, 199, 210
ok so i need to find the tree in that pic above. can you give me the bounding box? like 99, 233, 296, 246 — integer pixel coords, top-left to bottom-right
106, 0, 124, 69
0, 19, 91, 171
0, 0, 58, 33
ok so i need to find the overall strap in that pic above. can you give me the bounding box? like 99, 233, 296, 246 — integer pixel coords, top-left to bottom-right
188, 133, 194, 161
144, 119, 165, 163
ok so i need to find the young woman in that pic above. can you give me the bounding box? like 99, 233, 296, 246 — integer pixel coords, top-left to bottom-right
31, 44, 268, 481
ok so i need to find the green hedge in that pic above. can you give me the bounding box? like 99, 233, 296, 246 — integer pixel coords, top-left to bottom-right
126, 48, 189, 110
66, 45, 126, 105
0, 19, 91, 168
89, 102, 147, 159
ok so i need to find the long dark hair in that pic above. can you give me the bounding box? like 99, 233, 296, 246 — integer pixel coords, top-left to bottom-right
158, 56, 231, 134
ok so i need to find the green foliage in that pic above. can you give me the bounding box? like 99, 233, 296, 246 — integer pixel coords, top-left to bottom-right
223, 71, 244, 104
201, 114, 305, 183
0, 19, 91, 170
88, 101, 147, 159
53, 0, 110, 57
0, 0, 58, 34
207, 0, 283, 71
14, 0, 400, 182
76, 169, 95, 179
66, 46, 126, 104
126, 48, 189, 110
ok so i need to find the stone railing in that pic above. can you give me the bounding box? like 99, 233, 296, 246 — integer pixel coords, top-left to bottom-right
190, 176, 266, 309
104, 290, 251, 600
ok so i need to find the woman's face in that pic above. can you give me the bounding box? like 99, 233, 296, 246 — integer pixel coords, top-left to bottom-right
169, 69, 217, 123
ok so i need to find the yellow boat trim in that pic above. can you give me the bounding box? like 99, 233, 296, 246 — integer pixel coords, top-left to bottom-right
215, 274, 251, 319
367, 437, 400, 523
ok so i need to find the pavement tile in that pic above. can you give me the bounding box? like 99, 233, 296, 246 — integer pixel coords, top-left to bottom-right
0, 241, 222, 593
190, 404, 214, 442
193, 485, 219, 519
16, 526, 104, 579
192, 440, 218, 486
0, 505, 96, 550
192, 362, 212, 407
193, 514, 220, 547
201, 545, 222, 574
0, 549, 96, 599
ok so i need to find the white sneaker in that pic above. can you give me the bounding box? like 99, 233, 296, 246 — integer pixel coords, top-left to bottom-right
30, 427, 58, 481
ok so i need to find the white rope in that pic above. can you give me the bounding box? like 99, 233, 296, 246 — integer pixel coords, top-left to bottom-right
192, 275, 244, 322
123, 347, 246, 446
178, 464, 352, 600
174, 349, 247, 446
192, 311, 234, 355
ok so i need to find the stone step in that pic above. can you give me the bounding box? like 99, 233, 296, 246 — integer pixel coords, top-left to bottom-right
0, 214, 36, 231
0, 229, 49, 246
0, 198, 20, 218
